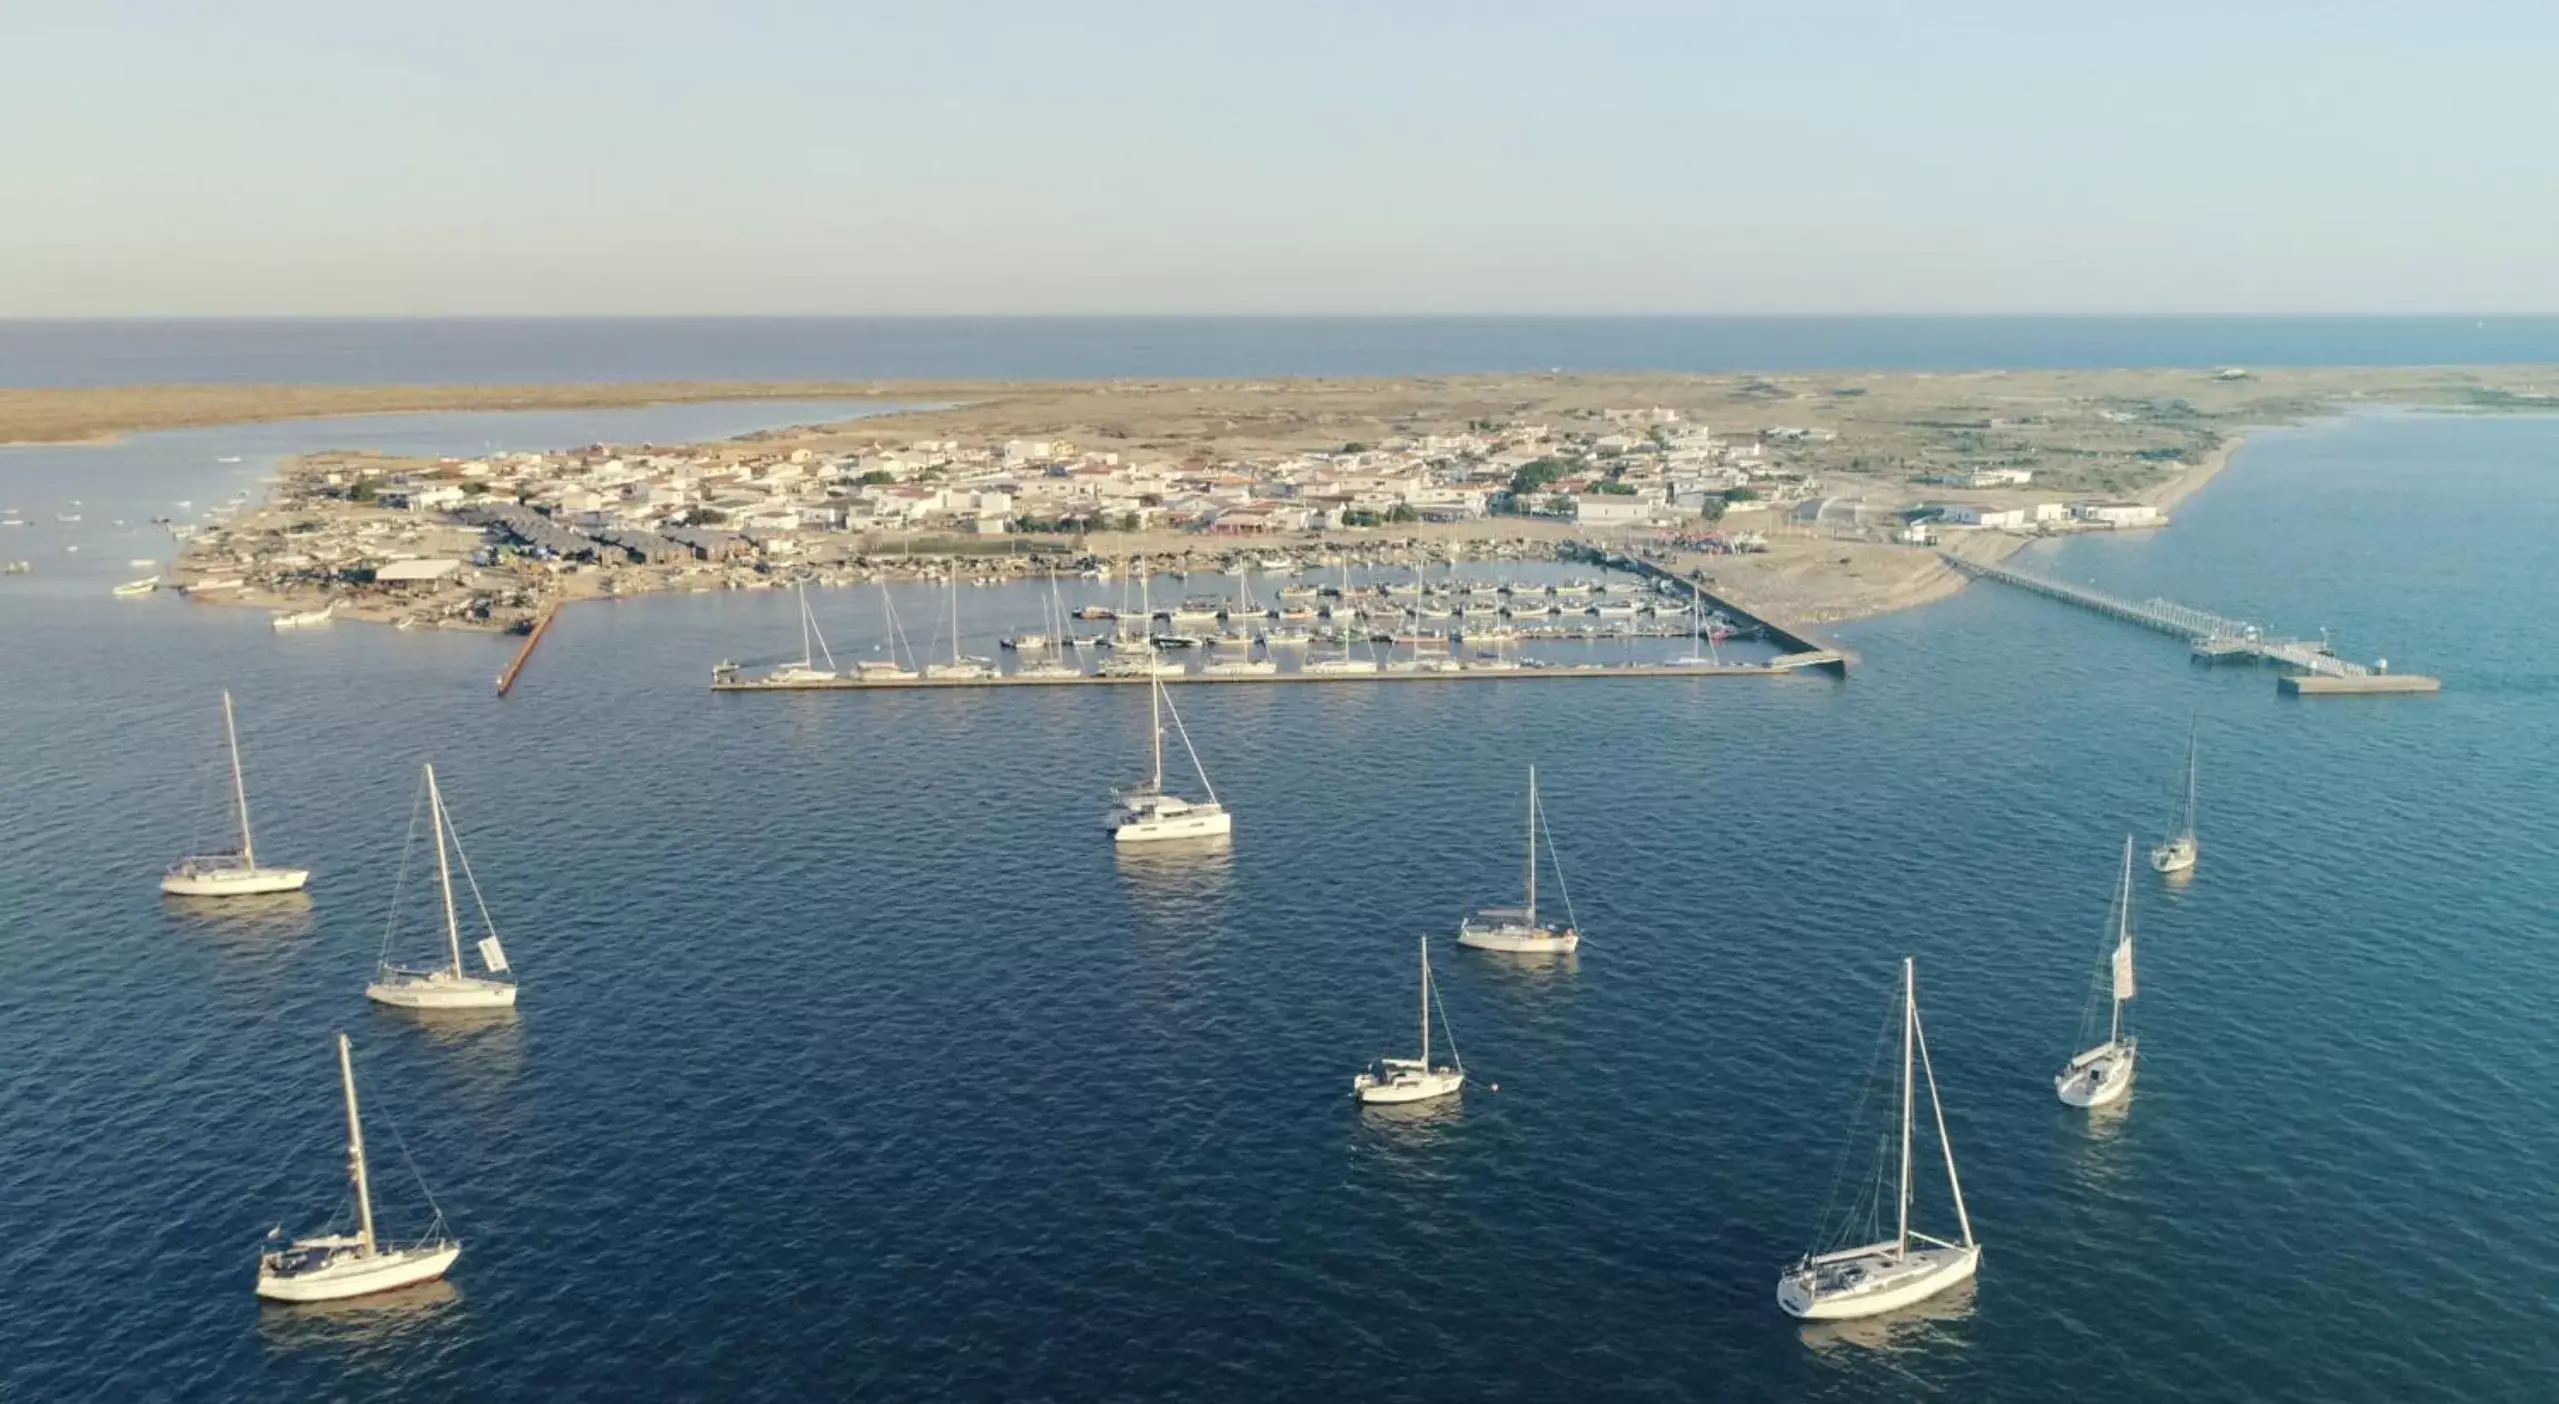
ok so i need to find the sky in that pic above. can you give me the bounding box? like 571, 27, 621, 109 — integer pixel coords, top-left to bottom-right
7, 1, 2556, 316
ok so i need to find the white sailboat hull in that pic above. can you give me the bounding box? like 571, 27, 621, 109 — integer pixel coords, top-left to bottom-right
1111, 808, 1233, 844
1455, 920, 1579, 954
162, 863, 310, 897
2056, 1039, 2137, 1107
2149, 838, 2197, 874
1778, 1242, 1979, 1320
257, 1240, 459, 1303
366, 970, 518, 1010
1354, 1067, 1464, 1105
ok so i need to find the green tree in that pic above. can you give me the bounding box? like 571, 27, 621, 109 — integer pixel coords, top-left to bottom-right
858, 469, 898, 485
1385, 504, 1419, 523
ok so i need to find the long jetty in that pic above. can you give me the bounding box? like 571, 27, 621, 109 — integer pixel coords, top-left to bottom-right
1949, 556, 2440, 696
713, 656, 1842, 693
1569, 543, 1854, 676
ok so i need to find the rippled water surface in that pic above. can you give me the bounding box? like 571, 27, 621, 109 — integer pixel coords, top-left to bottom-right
4, 407, 2557, 1400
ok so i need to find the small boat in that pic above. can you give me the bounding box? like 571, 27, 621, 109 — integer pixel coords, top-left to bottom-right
129, 558, 158, 568
1353, 937, 1465, 1105
1099, 652, 1187, 678
55, 512, 81, 524
999, 631, 1049, 651
1, 561, 30, 575
271, 604, 335, 629
113, 576, 160, 597
217, 456, 243, 464
255, 1033, 460, 1302
1304, 656, 1380, 675
1260, 626, 1313, 648
1457, 766, 1581, 954
1073, 605, 1119, 621
2149, 728, 2199, 874
1109, 668, 1232, 843
1777, 959, 1980, 1320
364, 764, 518, 1011
2057, 839, 2140, 1108
163, 692, 311, 898
1149, 632, 1204, 650
1202, 657, 1278, 677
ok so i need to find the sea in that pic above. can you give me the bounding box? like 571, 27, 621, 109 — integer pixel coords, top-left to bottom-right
3, 322, 2557, 1400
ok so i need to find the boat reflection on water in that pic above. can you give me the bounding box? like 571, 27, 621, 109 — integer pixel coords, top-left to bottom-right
163, 890, 316, 942
1797, 1277, 1976, 1357
1114, 831, 1234, 897
257, 1277, 460, 1347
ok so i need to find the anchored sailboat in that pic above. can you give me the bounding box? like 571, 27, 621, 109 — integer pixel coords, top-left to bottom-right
1457, 765, 1581, 953
2058, 838, 2140, 1108
1777, 958, 1980, 1320
2150, 728, 2199, 874
365, 765, 518, 1010
1109, 669, 1232, 843
255, 1033, 460, 1303
1353, 936, 1466, 1105
163, 691, 311, 897
854, 580, 921, 681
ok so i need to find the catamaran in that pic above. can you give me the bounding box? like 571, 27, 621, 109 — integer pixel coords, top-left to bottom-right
163, 691, 311, 897
1457, 766, 1581, 953
1777, 958, 1980, 1320
2150, 727, 2199, 874
365, 765, 518, 1010
764, 580, 838, 683
255, 1033, 461, 1303
2058, 838, 2141, 1108
1353, 936, 1465, 1105
1109, 669, 1232, 843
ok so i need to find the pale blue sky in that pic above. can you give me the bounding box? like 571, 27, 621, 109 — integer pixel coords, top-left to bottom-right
8, 1, 2553, 315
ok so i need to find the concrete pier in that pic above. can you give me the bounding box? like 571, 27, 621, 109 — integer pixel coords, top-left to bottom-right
712, 657, 1840, 693
1950, 556, 2440, 696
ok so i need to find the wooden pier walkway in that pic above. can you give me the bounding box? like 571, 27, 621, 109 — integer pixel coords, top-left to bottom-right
1949, 556, 2438, 694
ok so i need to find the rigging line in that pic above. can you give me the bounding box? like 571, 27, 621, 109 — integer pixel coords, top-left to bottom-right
366, 1077, 452, 1233
377, 778, 428, 964
1535, 793, 1581, 937
437, 784, 504, 952
1808, 983, 1902, 1251
1157, 680, 1219, 806
1428, 958, 1464, 1071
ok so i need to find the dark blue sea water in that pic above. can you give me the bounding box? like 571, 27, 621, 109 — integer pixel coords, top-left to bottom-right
4, 399, 2557, 1400
7, 316, 2559, 388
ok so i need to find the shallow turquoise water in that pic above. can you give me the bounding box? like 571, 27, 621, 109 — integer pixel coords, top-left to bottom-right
3, 406, 2555, 1399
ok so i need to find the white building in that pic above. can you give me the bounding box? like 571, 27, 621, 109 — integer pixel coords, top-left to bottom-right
1572, 497, 1655, 527
2075, 502, 2162, 527
1943, 504, 2027, 529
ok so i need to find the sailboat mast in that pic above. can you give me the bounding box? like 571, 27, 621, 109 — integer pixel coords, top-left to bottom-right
948, 565, 961, 666
2113, 836, 2134, 1045
337, 1033, 377, 1257
1419, 936, 1432, 1063
798, 581, 814, 667
223, 690, 256, 866
1524, 766, 1539, 923
2183, 730, 2199, 838
1896, 956, 1916, 1258
1148, 670, 1165, 791
426, 765, 465, 979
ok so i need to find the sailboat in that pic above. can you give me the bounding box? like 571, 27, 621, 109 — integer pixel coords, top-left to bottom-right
922, 563, 996, 679
1353, 936, 1465, 1104
255, 1033, 461, 1302
853, 580, 921, 681
765, 580, 838, 684
2149, 728, 2199, 874
1306, 561, 1379, 675
2057, 838, 2140, 1108
365, 765, 518, 1010
1777, 958, 1980, 1319
1016, 576, 1085, 680
1663, 589, 1724, 668
1109, 669, 1232, 843
1457, 765, 1581, 953
163, 691, 311, 897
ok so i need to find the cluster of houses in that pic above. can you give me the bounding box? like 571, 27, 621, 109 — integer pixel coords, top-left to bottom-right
1935, 499, 2164, 531
311, 408, 1817, 562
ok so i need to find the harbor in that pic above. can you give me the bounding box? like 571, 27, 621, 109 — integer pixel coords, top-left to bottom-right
705, 560, 1845, 691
